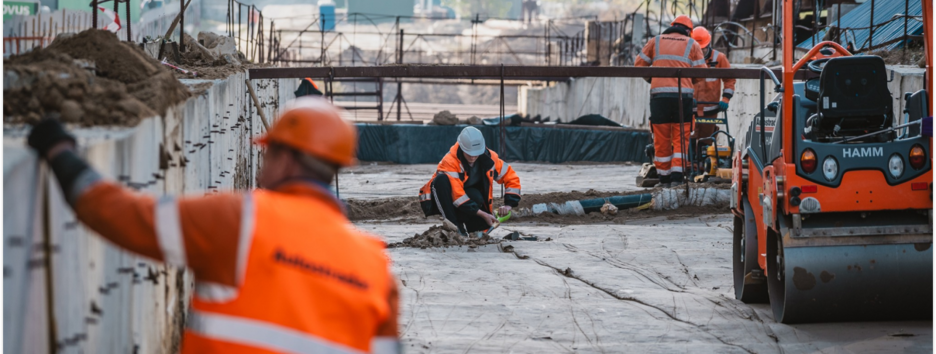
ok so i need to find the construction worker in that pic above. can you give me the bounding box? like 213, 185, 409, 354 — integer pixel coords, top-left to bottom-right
635, 14, 706, 187
295, 77, 324, 97
419, 127, 521, 235
691, 27, 735, 139
26, 97, 401, 354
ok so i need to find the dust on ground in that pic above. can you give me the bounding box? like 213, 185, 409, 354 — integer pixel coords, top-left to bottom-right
4, 29, 190, 126
388, 222, 501, 249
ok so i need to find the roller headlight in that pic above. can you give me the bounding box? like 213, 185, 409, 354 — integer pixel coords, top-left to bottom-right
888, 154, 904, 178
822, 156, 838, 181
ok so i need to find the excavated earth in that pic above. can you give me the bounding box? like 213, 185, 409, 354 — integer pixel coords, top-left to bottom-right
4, 29, 190, 126
388, 223, 501, 249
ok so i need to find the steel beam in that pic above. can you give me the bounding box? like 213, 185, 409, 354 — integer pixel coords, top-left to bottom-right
249, 65, 808, 80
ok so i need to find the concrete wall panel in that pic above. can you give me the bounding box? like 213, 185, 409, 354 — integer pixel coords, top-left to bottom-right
3, 74, 298, 353
520, 66, 925, 149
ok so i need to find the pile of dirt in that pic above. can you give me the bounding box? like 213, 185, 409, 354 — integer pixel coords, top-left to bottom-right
429, 110, 458, 125
346, 197, 423, 221
868, 47, 926, 67
388, 221, 501, 249
4, 30, 190, 126
166, 32, 258, 80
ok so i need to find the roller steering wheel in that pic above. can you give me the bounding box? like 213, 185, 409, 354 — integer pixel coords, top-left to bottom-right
807, 58, 831, 73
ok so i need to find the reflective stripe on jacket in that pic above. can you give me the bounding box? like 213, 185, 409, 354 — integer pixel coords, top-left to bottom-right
693, 49, 736, 116
634, 33, 707, 95
72, 180, 400, 354
419, 143, 521, 214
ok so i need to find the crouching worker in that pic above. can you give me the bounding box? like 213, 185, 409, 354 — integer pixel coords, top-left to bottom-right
419, 127, 521, 235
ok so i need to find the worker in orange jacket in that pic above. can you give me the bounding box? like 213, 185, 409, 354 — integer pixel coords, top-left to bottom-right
691, 27, 736, 139
295, 77, 324, 97
419, 127, 521, 235
27, 97, 401, 354
635, 15, 706, 187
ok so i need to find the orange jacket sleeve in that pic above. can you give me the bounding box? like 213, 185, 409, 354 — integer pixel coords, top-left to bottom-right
689, 42, 706, 86
75, 181, 243, 286
717, 52, 735, 102
635, 38, 655, 67
490, 151, 521, 207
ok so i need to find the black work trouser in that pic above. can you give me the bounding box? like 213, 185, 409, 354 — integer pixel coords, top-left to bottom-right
425, 175, 490, 234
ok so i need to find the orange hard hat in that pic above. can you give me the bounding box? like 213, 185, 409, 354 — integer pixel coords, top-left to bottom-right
254, 97, 357, 167
692, 27, 711, 48
671, 15, 693, 29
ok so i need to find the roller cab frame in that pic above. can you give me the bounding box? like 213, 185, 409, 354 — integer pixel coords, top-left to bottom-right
729, 0, 934, 323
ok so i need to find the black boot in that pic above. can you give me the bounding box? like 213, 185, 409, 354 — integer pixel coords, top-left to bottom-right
659, 174, 671, 187
670, 173, 685, 187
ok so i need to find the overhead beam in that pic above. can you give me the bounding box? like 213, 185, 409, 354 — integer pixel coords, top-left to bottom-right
249, 65, 809, 80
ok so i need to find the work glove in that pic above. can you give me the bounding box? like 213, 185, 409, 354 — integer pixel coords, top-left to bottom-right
27, 116, 76, 159
718, 101, 729, 112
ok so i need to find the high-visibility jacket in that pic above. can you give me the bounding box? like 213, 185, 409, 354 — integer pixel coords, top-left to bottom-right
419, 143, 521, 214
634, 32, 707, 95
694, 48, 736, 116
73, 180, 400, 354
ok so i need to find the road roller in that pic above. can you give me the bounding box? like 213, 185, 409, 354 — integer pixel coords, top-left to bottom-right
730, 0, 933, 323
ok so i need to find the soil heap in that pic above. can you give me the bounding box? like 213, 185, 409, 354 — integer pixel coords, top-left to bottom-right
168, 32, 259, 80
388, 221, 501, 249
4, 29, 190, 126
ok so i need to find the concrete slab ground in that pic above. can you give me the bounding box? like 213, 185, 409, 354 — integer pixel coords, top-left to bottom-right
344, 163, 932, 354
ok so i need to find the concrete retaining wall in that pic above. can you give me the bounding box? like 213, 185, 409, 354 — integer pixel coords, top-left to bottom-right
519, 65, 926, 148
3, 73, 297, 353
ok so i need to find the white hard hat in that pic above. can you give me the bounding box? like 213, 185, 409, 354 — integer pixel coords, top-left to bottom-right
457, 127, 486, 156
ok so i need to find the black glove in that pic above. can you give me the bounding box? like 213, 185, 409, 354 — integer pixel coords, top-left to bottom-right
28, 117, 76, 159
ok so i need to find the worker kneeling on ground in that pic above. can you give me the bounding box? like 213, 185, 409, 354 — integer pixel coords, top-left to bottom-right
635, 14, 706, 187
419, 127, 521, 235
691, 27, 735, 139
27, 97, 401, 354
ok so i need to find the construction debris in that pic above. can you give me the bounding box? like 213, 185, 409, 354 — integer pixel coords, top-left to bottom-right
4, 29, 190, 126
388, 221, 501, 249
430, 110, 458, 125
600, 202, 619, 215
169, 32, 251, 80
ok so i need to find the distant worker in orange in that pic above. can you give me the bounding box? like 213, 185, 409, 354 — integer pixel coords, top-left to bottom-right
635, 15, 706, 187
295, 77, 324, 97
26, 97, 401, 354
691, 27, 735, 139
419, 127, 521, 236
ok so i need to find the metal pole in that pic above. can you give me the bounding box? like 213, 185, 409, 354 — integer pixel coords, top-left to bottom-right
500, 64, 506, 156
239, 3, 242, 53
837, 2, 842, 43
752, 1, 758, 59
904, 0, 909, 54
179, 0, 184, 51
500, 64, 506, 198
321, 18, 326, 65
396, 29, 403, 121
677, 69, 688, 196
92, 0, 97, 29
125, 0, 131, 41
869, 0, 874, 50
